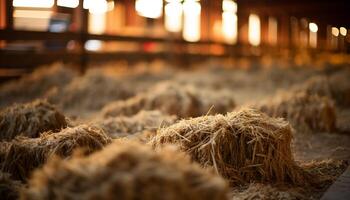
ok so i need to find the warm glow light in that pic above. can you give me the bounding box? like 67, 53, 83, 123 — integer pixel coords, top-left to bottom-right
268, 17, 277, 45
14, 10, 53, 19
107, 1, 115, 11
340, 27, 347, 36
85, 40, 102, 51
135, 0, 163, 19
165, 2, 183, 32
332, 27, 339, 37
222, 11, 237, 44
57, 0, 79, 8
83, 0, 92, 9
309, 22, 318, 33
248, 14, 261, 46
222, 0, 237, 13
13, 0, 54, 8
183, 0, 201, 42
89, 0, 108, 14
89, 13, 106, 34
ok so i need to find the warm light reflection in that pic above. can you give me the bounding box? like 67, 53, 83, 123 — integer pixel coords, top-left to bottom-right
57, 0, 79, 8
13, 0, 54, 8
248, 14, 261, 46
309, 22, 318, 48
89, 0, 108, 14
107, 1, 115, 11
183, 0, 201, 42
89, 13, 106, 34
135, 0, 163, 19
268, 17, 277, 45
332, 27, 339, 37
222, 11, 237, 44
340, 27, 347, 36
165, 2, 183, 32
85, 40, 102, 51
14, 10, 53, 19
222, 0, 237, 12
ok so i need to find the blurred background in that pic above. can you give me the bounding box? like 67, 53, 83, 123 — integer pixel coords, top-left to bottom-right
0, 0, 349, 79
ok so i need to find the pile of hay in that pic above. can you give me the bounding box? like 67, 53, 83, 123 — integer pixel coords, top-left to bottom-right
96, 110, 177, 138
0, 63, 76, 108
0, 172, 23, 200
102, 82, 235, 118
47, 71, 134, 111
231, 183, 305, 200
22, 141, 229, 200
255, 91, 336, 132
0, 100, 67, 141
150, 108, 308, 185
0, 125, 111, 181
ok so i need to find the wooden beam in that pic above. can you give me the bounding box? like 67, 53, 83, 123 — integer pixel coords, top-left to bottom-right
5, 0, 13, 30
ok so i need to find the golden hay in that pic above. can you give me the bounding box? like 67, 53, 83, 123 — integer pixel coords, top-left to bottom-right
255, 91, 336, 132
150, 108, 308, 185
231, 183, 305, 200
102, 81, 235, 118
96, 110, 177, 138
0, 125, 111, 181
0, 100, 67, 141
0, 63, 76, 108
0, 172, 23, 200
47, 71, 134, 111
22, 141, 229, 200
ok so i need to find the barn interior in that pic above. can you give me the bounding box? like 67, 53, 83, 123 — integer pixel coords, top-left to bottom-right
0, 0, 350, 199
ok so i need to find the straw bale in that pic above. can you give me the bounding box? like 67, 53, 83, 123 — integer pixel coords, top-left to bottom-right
22, 141, 229, 200
47, 71, 134, 111
255, 91, 336, 132
150, 108, 308, 185
96, 110, 177, 138
0, 100, 67, 141
328, 70, 350, 106
0, 125, 111, 181
0, 63, 76, 108
0, 172, 23, 200
102, 82, 235, 118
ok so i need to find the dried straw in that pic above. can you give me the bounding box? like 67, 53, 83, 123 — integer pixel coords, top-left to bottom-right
102, 81, 235, 118
0, 63, 76, 108
22, 141, 229, 200
0, 125, 111, 181
150, 108, 308, 185
0, 172, 23, 200
255, 91, 336, 132
47, 71, 134, 111
0, 100, 67, 141
96, 110, 177, 138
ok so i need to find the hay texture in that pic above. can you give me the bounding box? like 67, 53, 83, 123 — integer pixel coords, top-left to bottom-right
255, 91, 336, 132
0, 100, 67, 141
0, 63, 76, 108
0, 125, 111, 181
102, 82, 235, 118
0, 172, 23, 200
47, 71, 134, 111
150, 108, 307, 185
96, 110, 177, 138
22, 141, 229, 200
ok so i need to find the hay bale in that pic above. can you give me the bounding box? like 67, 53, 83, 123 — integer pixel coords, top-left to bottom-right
255, 91, 336, 132
0, 100, 67, 141
96, 110, 177, 138
0, 172, 23, 200
0, 125, 111, 181
150, 108, 308, 185
22, 141, 229, 200
47, 71, 134, 111
0, 63, 76, 108
102, 82, 235, 118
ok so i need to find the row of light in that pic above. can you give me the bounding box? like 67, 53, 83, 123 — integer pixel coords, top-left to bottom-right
13, 0, 114, 14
